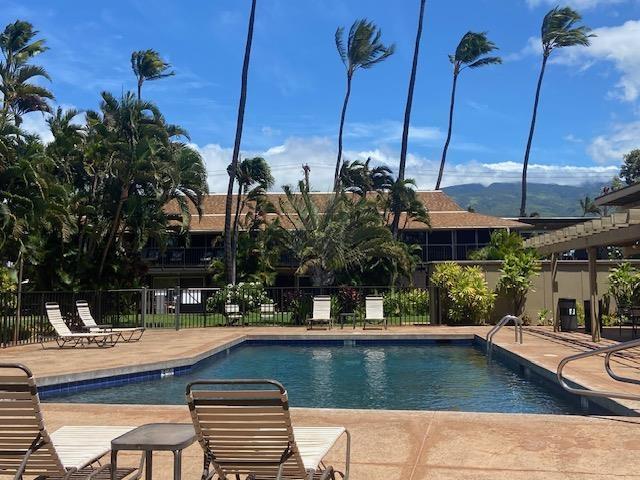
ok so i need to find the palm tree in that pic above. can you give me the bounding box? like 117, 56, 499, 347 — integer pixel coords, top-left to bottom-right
231, 156, 274, 280
333, 19, 395, 190
0, 20, 53, 125
580, 195, 600, 216
130, 49, 175, 99
434, 31, 501, 190
397, 0, 426, 185
519, 7, 593, 216
340, 158, 393, 195
224, 0, 258, 284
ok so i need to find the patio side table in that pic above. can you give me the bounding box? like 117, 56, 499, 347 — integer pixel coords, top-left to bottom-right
111, 423, 196, 480
339, 312, 357, 329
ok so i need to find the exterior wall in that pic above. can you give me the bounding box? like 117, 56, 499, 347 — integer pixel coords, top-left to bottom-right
427, 260, 640, 324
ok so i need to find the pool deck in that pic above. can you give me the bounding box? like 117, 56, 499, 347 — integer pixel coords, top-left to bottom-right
3, 326, 640, 478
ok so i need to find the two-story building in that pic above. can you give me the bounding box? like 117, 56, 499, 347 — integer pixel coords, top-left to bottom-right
143, 190, 529, 288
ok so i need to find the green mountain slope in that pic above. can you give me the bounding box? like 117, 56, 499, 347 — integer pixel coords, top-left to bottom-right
443, 182, 604, 217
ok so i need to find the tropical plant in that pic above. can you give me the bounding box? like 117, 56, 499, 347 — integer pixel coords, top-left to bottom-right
0, 20, 53, 125
379, 178, 430, 235
339, 158, 393, 195
435, 31, 501, 190
469, 230, 529, 260
276, 179, 415, 286
520, 6, 593, 216
396, 0, 426, 208
130, 49, 174, 99
224, 0, 258, 284
608, 262, 640, 310
207, 281, 269, 314
383, 289, 429, 317
579, 195, 600, 216
620, 149, 640, 186
431, 262, 495, 324
333, 19, 395, 190
496, 251, 541, 316
230, 156, 274, 280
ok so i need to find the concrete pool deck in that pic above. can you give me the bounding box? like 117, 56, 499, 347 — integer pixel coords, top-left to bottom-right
3, 326, 640, 478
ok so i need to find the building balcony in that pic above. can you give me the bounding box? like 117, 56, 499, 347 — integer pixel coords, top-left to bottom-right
142, 247, 222, 269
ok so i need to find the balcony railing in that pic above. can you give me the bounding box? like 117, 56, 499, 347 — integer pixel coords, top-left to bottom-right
142, 247, 223, 268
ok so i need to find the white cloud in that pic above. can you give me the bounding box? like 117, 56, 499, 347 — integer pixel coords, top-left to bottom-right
588, 121, 640, 163
526, 0, 627, 9
193, 135, 618, 193
504, 37, 542, 62
554, 20, 640, 102
21, 112, 54, 144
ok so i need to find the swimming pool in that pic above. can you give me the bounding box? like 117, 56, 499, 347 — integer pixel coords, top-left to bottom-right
45, 340, 594, 414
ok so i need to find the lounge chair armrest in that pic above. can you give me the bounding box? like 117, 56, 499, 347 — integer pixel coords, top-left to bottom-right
96, 323, 113, 330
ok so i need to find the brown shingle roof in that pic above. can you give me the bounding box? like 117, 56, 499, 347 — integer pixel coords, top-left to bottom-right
170, 191, 528, 232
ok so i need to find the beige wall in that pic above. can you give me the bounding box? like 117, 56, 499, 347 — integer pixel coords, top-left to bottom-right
426, 260, 640, 324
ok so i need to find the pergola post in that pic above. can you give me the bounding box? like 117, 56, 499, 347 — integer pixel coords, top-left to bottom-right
550, 252, 559, 332
587, 247, 601, 342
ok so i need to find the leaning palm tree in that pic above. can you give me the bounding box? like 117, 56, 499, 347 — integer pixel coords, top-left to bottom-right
0, 20, 53, 125
130, 49, 175, 99
519, 6, 593, 217
434, 31, 501, 190
224, 0, 258, 284
333, 19, 395, 190
580, 195, 600, 217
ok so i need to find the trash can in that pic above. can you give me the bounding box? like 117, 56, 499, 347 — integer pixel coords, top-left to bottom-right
558, 298, 578, 332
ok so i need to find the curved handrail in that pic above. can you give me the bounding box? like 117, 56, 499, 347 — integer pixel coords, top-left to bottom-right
557, 337, 640, 401
486, 314, 522, 356
604, 340, 640, 386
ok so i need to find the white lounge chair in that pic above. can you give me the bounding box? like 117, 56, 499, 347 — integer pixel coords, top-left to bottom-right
307, 296, 333, 330
76, 300, 145, 342
186, 379, 350, 480
260, 302, 276, 324
0, 363, 139, 480
44, 303, 119, 348
224, 302, 244, 327
364, 296, 387, 330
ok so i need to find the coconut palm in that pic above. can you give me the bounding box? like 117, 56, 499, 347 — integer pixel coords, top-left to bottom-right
580, 195, 600, 216
519, 6, 593, 216
130, 49, 174, 100
231, 156, 274, 280
340, 158, 394, 196
224, 0, 258, 284
333, 19, 395, 190
434, 31, 501, 190
0, 20, 53, 125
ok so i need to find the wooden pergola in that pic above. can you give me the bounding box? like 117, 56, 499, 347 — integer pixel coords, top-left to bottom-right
524, 209, 640, 342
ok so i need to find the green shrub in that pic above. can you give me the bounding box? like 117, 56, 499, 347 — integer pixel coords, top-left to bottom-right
0, 324, 31, 344
608, 262, 640, 311
432, 262, 494, 324
496, 251, 540, 316
383, 289, 429, 317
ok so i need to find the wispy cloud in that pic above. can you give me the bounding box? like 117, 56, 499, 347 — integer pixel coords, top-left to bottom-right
192, 135, 618, 192
588, 120, 640, 163
525, 0, 628, 9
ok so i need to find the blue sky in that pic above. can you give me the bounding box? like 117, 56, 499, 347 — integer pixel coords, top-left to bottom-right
6, 0, 640, 191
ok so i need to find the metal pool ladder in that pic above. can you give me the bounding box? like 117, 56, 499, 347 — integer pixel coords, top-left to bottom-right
486, 315, 523, 358
557, 337, 640, 401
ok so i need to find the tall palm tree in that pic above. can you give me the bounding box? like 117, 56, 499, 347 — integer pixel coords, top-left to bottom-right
0, 20, 53, 125
519, 6, 593, 216
333, 20, 395, 190
224, 0, 258, 285
340, 158, 393, 195
434, 31, 501, 190
231, 156, 274, 280
392, 0, 426, 238
130, 49, 175, 100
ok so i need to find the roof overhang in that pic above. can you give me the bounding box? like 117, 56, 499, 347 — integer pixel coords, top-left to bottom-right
524, 209, 640, 255
595, 182, 640, 207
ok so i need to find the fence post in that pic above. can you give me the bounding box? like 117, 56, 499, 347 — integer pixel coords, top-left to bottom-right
175, 286, 181, 331
141, 287, 147, 328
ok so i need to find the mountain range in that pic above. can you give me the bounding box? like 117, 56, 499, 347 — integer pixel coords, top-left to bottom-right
443, 182, 605, 217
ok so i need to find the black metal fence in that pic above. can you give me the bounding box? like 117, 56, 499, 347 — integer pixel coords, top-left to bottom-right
0, 285, 430, 348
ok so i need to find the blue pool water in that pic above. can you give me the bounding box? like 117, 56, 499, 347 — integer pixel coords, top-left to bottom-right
46, 342, 588, 414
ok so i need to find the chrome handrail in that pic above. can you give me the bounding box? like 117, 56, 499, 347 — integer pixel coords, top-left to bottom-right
486, 314, 523, 357
557, 337, 640, 401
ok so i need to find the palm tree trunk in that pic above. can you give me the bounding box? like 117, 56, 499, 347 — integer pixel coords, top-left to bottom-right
137, 78, 143, 100
231, 183, 245, 284
224, 0, 257, 284
98, 189, 127, 278
520, 54, 548, 217
435, 71, 459, 190
333, 74, 352, 191
392, 0, 426, 238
